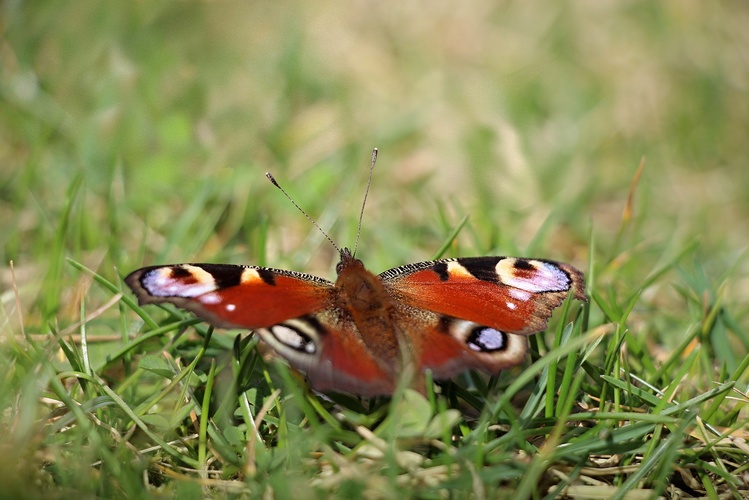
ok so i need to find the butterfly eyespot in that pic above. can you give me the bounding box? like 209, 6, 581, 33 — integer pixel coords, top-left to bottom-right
495, 258, 573, 293
141, 265, 218, 298
466, 327, 507, 353
268, 324, 317, 354
512, 259, 535, 271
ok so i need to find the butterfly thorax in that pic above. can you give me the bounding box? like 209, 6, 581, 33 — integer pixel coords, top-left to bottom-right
334, 251, 401, 369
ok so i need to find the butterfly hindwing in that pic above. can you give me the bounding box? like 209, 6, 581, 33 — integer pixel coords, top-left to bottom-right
255, 313, 396, 395
389, 302, 531, 379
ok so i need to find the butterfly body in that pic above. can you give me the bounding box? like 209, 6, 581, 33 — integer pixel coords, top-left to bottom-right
126, 247, 587, 396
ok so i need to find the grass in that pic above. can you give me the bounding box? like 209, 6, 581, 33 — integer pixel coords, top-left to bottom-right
2, 2, 749, 498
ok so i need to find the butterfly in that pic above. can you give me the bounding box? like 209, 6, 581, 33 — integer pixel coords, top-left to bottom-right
125, 151, 587, 396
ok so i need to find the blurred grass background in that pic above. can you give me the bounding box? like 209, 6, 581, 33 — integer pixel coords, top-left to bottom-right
2, 1, 748, 497
4, 2, 748, 294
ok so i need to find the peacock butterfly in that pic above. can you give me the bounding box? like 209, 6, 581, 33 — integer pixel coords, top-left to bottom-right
125, 150, 587, 396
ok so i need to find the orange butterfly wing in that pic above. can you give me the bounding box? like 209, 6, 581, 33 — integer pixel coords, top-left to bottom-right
126, 264, 333, 328
254, 312, 396, 395
381, 257, 587, 377
126, 263, 396, 394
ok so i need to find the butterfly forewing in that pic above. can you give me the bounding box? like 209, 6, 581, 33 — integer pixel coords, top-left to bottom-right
381, 256, 587, 335
125, 264, 334, 329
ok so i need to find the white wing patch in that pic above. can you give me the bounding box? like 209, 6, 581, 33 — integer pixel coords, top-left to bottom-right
496, 258, 571, 293
141, 265, 217, 297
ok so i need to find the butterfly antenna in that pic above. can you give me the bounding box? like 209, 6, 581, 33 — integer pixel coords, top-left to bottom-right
265, 172, 342, 254
353, 148, 378, 258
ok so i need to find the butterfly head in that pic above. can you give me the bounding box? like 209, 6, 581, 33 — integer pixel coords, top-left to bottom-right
336, 247, 364, 275
334, 246, 390, 323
